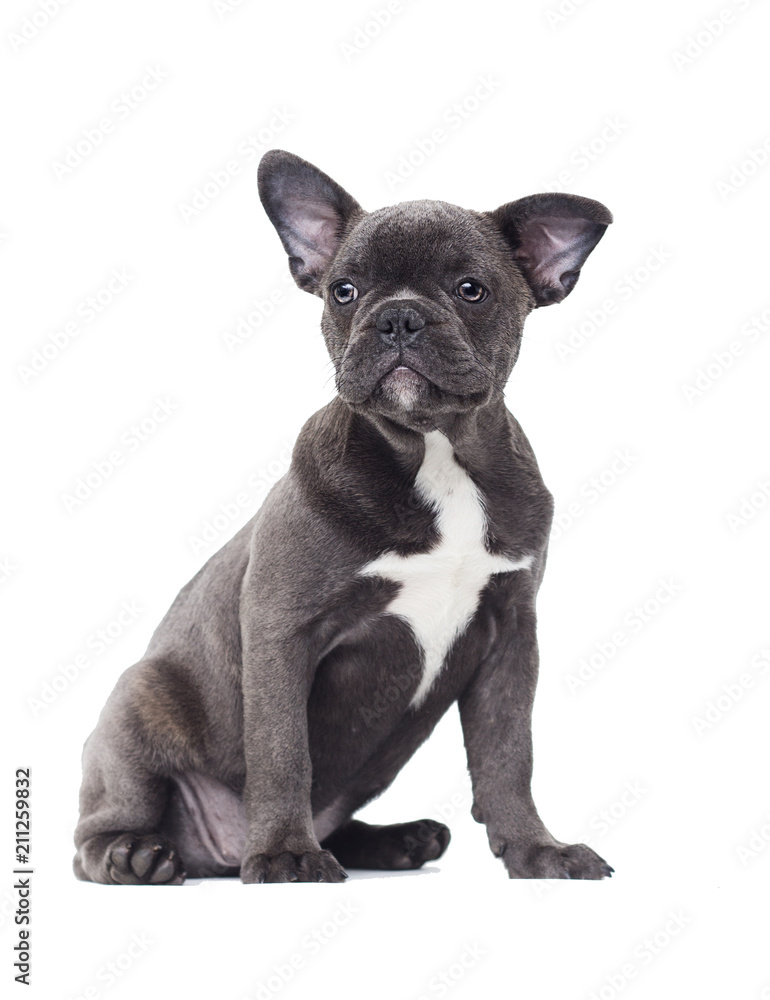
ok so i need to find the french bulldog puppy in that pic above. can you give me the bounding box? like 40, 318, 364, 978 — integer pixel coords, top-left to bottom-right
74, 150, 613, 884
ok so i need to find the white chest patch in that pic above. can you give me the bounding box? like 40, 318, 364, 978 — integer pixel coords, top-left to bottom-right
359, 430, 532, 706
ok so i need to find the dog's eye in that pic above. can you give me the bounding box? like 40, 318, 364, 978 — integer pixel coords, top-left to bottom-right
331, 281, 358, 304
456, 280, 487, 303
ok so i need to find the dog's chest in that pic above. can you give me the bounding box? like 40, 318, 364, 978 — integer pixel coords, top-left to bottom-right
360, 430, 531, 705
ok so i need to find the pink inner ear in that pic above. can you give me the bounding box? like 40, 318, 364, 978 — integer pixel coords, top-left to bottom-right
492, 192, 610, 305
513, 215, 603, 305
518, 216, 588, 279
293, 198, 341, 271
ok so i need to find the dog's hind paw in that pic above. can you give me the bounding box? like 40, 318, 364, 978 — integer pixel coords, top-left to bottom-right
321, 817, 451, 870
107, 833, 186, 885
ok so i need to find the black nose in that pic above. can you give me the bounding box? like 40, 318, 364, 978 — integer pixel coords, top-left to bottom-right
376, 306, 425, 347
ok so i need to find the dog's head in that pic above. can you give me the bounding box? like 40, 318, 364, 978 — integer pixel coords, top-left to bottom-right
258, 150, 612, 429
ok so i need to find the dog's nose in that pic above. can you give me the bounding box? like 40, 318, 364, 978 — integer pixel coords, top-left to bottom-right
376, 307, 425, 347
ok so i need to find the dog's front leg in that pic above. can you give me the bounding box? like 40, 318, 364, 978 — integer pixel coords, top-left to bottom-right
459, 594, 613, 880
238, 621, 347, 884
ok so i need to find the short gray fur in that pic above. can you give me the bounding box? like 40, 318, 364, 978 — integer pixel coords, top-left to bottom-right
73, 151, 614, 884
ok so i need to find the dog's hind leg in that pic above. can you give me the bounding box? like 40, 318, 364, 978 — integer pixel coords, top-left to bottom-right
73, 657, 208, 885
320, 818, 450, 871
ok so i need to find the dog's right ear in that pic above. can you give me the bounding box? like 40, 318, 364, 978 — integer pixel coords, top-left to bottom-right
258, 150, 364, 295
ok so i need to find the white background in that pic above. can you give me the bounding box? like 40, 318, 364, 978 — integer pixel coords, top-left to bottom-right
3, 0, 769, 997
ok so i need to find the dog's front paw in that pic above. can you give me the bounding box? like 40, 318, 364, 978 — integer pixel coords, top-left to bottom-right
107, 833, 186, 885
501, 841, 613, 880
241, 848, 348, 884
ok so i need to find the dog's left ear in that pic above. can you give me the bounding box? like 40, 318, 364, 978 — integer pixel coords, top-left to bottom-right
258, 150, 364, 295
488, 194, 612, 306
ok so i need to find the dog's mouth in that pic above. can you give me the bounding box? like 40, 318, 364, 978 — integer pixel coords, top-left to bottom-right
375, 364, 430, 410
335, 341, 493, 416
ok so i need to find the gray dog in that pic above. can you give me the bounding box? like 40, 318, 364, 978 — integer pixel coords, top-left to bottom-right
74, 150, 614, 884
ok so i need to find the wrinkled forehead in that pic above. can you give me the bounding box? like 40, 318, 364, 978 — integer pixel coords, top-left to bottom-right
335, 200, 500, 280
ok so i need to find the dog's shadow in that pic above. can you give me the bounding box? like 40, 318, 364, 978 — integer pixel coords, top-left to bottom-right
185, 865, 441, 886
344, 864, 441, 881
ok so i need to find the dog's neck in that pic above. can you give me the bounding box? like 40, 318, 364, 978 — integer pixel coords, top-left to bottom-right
343, 389, 515, 476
